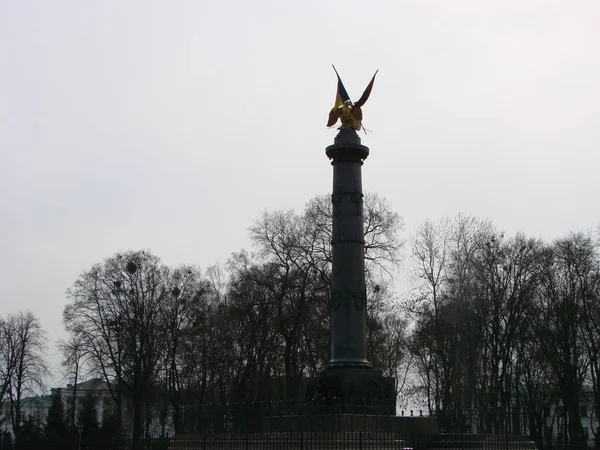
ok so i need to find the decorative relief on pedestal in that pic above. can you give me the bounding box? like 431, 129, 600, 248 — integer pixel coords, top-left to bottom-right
330, 290, 367, 311
304, 372, 396, 414
364, 380, 384, 407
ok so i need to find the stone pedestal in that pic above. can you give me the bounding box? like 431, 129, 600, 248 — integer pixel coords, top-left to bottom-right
305, 368, 396, 415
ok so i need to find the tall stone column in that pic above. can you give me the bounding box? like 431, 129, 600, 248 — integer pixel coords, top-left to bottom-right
297, 127, 396, 415
326, 128, 371, 369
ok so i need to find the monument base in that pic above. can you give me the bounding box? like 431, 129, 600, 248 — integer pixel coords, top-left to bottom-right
267, 414, 439, 434
303, 367, 396, 416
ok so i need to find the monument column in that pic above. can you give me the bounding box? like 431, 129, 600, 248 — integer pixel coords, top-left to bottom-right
326, 127, 371, 369
299, 68, 395, 416
301, 126, 395, 415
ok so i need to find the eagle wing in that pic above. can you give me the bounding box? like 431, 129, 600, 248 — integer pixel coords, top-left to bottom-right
327, 107, 340, 127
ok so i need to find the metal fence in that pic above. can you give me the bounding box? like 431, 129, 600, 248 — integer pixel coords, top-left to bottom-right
6, 433, 600, 450
93, 431, 427, 450
173, 403, 402, 434
3, 404, 596, 450
0, 432, 435, 450
4, 432, 556, 450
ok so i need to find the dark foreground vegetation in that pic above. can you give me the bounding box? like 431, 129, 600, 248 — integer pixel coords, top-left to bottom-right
1, 194, 599, 449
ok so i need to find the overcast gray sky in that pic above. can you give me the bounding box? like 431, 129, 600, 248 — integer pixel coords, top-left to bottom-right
1, 0, 599, 386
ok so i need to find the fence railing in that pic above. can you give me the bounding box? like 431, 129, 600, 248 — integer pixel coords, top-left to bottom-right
95, 431, 429, 450
6, 432, 599, 450
173, 403, 430, 434
3, 403, 597, 450
14, 432, 585, 450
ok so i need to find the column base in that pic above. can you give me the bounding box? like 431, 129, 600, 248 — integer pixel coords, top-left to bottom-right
326, 359, 373, 370
303, 367, 396, 415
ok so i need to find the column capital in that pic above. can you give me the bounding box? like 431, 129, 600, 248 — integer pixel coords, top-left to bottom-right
326, 128, 369, 161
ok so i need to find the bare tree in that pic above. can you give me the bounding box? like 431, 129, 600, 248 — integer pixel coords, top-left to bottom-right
408, 214, 495, 429
226, 245, 324, 403
473, 233, 541, 433
575, 232, 600, 446
245, 193, 404, 400
534, 237, 590, 444
516, 322, 556, 446
540, 232, 600, 445
63, 250, 171, 450
159, 265, 223, 432
58, 333, 89, 426
407, 218, 600, 441
365, 279, 411, 403
226, 252, 285, 402
0, 311, 48, 444
408, 218, 449, 413
0, 317, 16, 407
303, 193, 404, 274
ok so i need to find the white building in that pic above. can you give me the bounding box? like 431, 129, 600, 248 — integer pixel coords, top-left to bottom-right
0, 395, 53, 437
54, 377, 112, 427
544, 397, 599, 442
55, 377, 175, 436
1, 378, 175, 439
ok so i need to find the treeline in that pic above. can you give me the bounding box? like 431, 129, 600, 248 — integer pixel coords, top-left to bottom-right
407, 215, 600, 443
1, 194, 598, 448
0, 312, 47, 446
59, 193, 405, 445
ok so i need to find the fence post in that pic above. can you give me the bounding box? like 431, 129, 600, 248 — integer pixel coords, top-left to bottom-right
300, 406, 304, 450
245, 431, 249, 450
359, 430, 363, 450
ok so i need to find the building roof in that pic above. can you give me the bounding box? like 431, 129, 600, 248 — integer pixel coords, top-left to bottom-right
58, 378, 109, 393
1, 395, 53, 409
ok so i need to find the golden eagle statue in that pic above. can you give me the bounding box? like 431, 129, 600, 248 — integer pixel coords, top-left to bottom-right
327, 66, 378, 132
